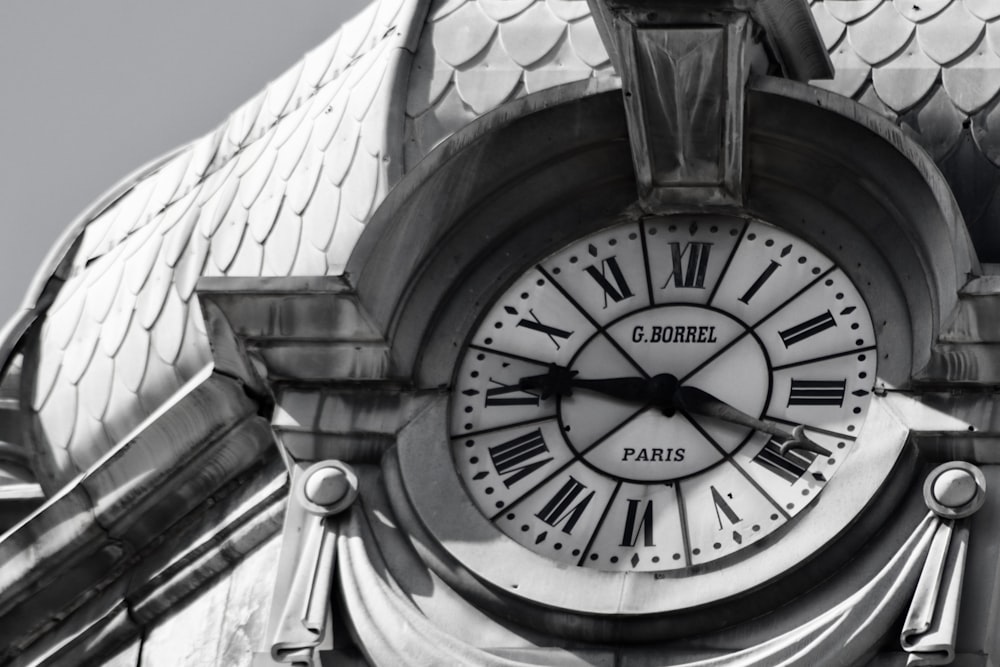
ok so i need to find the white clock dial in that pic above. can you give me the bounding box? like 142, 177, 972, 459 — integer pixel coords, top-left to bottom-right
451, 217, 877, 573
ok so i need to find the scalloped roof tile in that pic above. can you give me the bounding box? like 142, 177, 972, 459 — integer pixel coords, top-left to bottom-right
568, 17, 611, 69
966, 0, 1000, 21
826, 0, 882, 23
917, 0, 984, 65
549, 0, 591, 22
972, 99, 1000, 162
943, 46, 1000, 114
480, 0, 534, 22
812, 42, 871, 97
902, 84, 967, 159
404, 0, 613, 170
871, 37, 939, 113
848, 2, 913, 66
499, 2, 566, 67
812, 2, 847, 49
453, 34, 522, 113
433, 2, 496, 67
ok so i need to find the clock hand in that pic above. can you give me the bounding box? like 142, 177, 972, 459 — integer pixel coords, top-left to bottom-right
673, 385, 831, 457
518, 365, 679, 406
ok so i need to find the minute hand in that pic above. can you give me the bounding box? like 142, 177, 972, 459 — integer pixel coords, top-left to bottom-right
674, 385, 831, 456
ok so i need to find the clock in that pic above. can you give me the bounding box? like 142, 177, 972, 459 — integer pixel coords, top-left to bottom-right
393, 206, 904, 633
448, 215, 877, 574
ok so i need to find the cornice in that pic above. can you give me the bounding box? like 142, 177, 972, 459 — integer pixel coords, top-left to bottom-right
0, 361, 276, 661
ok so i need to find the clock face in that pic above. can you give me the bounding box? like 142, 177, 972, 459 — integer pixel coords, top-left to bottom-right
449, 216, 877, 573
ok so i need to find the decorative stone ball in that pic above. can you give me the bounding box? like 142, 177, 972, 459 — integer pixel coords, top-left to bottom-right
932, 468, 979, 509
304, 466, 352, 507
923, 461, 986, 519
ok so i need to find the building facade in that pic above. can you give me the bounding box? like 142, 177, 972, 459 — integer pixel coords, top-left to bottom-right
1, 0, 1000, 664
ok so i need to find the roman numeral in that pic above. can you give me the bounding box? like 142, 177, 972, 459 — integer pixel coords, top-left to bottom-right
662, 241, 712, 289
753, 439, 817, 484
738, 260, 780, 304
619, 498, 655, 547
584, 255, 634, 306
488, 429, 553, 488
516, 309, 573, 349
710, 486, 741, 531
787, 378, 846, 407
535, 477, 594, 534
778, 310, 836, 347
485, 379, 540, 407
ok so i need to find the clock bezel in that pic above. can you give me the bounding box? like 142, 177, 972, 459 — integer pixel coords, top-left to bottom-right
447, 215, 881, 573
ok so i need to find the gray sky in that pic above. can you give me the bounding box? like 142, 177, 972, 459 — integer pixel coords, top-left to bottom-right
0, 1, 369, 323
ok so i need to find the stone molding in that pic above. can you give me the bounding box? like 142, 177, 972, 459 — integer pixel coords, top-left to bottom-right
0, 352, 277, 662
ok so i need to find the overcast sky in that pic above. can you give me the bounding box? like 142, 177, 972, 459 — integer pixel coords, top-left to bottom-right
0, 1, 369, 324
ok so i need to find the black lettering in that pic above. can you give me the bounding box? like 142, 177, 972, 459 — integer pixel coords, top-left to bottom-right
711, 486, 741, 530
620, 499, 655, 548
535, 477, 594, 534
632, 326, 644, 343
485, 379, 540, 407
739, 260, 781, 304
787, 378, 846, 406
779, 310, 836, 347
516, 309, 573, 349
753, 438, 816, 483
663, 241, 712, 289
584, 255, 634, 306
489, 429, 553, 488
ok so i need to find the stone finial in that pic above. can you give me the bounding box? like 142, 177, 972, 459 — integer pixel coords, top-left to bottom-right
923, 461, 986, 519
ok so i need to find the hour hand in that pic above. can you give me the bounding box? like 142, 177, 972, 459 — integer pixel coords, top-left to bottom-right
674, 385, 831, 457
518, 364, 578, 399
518, 365, 660, 404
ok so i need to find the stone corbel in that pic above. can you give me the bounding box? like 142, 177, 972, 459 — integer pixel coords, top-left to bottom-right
585, 0, 830, 212
268, 461, 359, 666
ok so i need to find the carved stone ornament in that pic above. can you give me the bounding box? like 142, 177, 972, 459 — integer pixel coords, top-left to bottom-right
900, 462, 987, 665
269, 461, 359, 665
272, 458, 984, 667
585, 0, 831, 211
